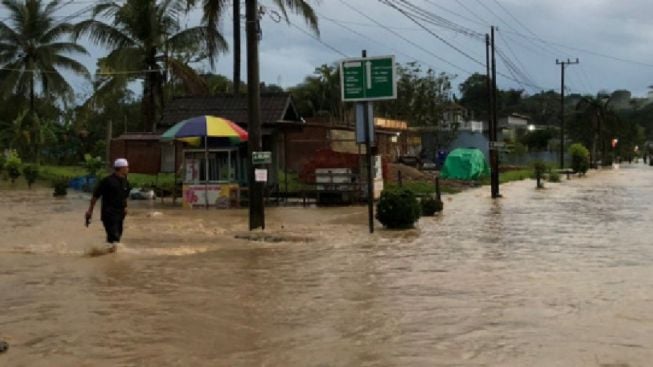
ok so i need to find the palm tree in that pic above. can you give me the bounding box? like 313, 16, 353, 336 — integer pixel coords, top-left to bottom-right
187, 0, 319, 95
0, 0, 90, 163
74, 0, 228, 132
576, 95, 618, 166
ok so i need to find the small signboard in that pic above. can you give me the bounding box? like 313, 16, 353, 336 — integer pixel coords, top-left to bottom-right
340, 55, 397, 102
255, 169, 268, 183
489, 141, 506, 150
355, 103, 375, 145
252, 151, 272, 165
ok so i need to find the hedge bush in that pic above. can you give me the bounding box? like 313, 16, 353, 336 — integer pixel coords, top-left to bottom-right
376, 188, 421, 229
52, 177, 69, 197
4, 151, 22, 183
569, 143, 590, 175
548, 170, 561, 183
22, 165, 39, 189
421, 196, 443, 216
532, 160, 547, 189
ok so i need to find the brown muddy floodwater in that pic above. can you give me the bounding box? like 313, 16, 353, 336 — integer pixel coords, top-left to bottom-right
2, 165, 653, 366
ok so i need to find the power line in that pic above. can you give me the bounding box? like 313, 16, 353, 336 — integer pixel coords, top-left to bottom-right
420, 0, 488, 28
392, 0, 484, 40
336, 0, 474, 75
473, 0, 521, 35
319, 13, 441, 72
379, 0, 546, 90
289, 22, 349, 58
380, 0, 484, 66
497, 31, 539, 90
0, 65, 162, 76
491, 0, 541, 41
502, 29, 653, 68
453, 0, 487, 25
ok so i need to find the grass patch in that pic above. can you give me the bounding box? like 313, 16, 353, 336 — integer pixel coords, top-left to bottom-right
479, 169, 533, 185
277, 170, 310, 193
39, 165, 87, 182
39, 165, 176, 190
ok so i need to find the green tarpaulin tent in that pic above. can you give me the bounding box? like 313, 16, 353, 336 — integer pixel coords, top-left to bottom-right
440, 148, 490, 180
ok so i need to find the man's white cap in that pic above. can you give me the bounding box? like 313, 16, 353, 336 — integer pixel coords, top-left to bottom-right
114, 158, 129, 168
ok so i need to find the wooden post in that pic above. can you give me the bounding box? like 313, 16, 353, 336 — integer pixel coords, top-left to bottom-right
106, 120, 113, 169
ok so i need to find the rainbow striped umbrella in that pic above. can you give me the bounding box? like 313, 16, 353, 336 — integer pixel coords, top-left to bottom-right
161, 115, 248, 144
161, 115, 247, 208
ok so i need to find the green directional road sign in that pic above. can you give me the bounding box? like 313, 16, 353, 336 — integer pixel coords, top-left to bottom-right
340, 55, 397, 102
252, 151, 271, 165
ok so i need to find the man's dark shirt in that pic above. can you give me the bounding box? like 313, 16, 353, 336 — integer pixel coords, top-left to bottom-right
93, 174, 130, 220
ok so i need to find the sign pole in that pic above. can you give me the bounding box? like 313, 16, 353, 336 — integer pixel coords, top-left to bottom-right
362, 50, 375, 234
362, 50, 374, 233
341, 52, 396, 234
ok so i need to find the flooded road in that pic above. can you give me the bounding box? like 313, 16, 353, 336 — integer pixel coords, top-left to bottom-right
2, 165, 653, 366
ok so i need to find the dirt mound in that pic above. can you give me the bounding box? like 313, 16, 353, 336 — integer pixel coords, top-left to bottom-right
386, 163, 428, 183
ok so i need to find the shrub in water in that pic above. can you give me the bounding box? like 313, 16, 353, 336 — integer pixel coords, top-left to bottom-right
22, 165, 39, 188
569, 143, 590, 175
4, 150, 22, 183
52, 177, 69, 197
532, 160, 547, 188
421, 196, 444, 216
548, 170, 561, 183
84, 154, 104, 178
376, 188, 421, 229
0, 153, 5, 175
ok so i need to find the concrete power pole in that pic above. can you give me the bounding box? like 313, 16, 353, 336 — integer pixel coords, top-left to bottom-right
489, 26, 500, 199
556, 58, 579, 169
233, 0, 241, 95
246, 0, 264, 230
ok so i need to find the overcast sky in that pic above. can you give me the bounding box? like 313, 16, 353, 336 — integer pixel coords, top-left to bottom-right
5, 0, 653, 98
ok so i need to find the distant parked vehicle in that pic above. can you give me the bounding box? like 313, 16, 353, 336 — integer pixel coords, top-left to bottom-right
397, 155, 420, 167
421, 160, 437, 171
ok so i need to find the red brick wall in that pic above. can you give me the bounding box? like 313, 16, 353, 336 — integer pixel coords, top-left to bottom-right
284, 125, 331, 173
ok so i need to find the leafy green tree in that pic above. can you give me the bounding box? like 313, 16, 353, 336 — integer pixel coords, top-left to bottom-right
0, 0, 90, 163
74, 0, 228, 132
457, 73, 525, 121
574, 95, 619, 165
290, 64, 347, 121
378, 62, 453, 127
0, 0, 90, 110
188, 0, 319, 94
457, 73, 488, 120
4, 149, 22, 183
569, 143, 589, 174
520, 128, 557, 152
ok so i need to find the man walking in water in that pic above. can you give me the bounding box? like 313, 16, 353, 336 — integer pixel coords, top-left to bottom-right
86, 158, 130, 251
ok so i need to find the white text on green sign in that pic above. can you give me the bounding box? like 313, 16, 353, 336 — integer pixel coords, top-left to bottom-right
340, 55, 397, 102
252, 151, 271, 165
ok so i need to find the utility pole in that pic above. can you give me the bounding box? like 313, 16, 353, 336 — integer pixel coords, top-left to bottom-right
489, 26, 500, 199
233, 0, 241, 95
362, 50, 375, 234
556, 58, 579, 169
246, 0, 264, 230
